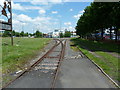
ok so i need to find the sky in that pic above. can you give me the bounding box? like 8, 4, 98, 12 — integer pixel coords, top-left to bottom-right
0, 0, 93, 34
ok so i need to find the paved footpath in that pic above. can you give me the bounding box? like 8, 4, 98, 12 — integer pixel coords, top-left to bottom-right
55, 39, 116, 88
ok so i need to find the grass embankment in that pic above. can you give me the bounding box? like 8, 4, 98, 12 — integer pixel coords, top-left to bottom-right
71, 38, 119, 83
2, 37, 51, 74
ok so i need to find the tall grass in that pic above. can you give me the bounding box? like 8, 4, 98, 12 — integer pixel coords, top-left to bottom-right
2, 37, 51, 74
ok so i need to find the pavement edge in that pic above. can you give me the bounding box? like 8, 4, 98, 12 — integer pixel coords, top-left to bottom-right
76, 46, 120, 88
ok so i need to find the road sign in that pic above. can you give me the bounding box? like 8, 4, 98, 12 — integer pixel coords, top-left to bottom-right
0, 20, 11, 31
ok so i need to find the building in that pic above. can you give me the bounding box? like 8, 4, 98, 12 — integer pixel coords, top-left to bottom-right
71, 31, 77, 37
52, 30, 60, 38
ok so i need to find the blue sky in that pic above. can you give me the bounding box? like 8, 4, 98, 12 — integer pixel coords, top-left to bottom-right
0, 0, 93, 33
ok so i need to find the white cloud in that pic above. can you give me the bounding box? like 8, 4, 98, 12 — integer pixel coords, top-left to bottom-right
10, 2, 45, 11
24, 6, 43, 10
13, 20, 20, 24
79, 10, 84, 14
69, 26, 73, 29
51, 11, 58, 14
0, 0, 4, 6
30, 0, 49, 5
12, 2, 24, 11
39, 9, 46, 14
73, 10, 84, 20
16, 14, 33, 22
9, 0, 94, 2
63, 0, 93, 2
64, 22, 72, 26
74, 14, 82, 19
62, 26, 75, 31
0, 18, 5, 21
33, 17, 51, 23
30, 0, 63, 5
12, 13, 57, 33
49, 0, 63, 3
68, 26, 75, 31
0, 1, 61, 11
70, 9, 73, 11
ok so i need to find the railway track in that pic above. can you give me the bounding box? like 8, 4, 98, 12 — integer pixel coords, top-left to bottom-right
2, 39, 66, 89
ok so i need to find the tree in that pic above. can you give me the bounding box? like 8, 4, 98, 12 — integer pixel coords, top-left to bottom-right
112, 2, 120, 41
15, 32, 20, 37
20, 31, 24, 37
2, 31, 11, 37
59, 32, 64, 38
29, 33, 33, 37
12, 30, 15, 36
24, 32, 29, 37
35, 30, 42, 38
76, 2, 120, 41
64, 31, 71, 37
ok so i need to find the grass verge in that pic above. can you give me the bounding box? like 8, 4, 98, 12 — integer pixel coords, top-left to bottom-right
71, 38, 119, 83
2, 37, 51, 74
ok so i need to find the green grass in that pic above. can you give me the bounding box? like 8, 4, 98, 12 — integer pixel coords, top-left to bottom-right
2, 37, 51, 74
71, 38, 119, 82
71, 38, 120, 54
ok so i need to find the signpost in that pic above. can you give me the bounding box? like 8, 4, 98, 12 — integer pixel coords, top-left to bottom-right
0, 0, 13, 45
0, 21, 11, 31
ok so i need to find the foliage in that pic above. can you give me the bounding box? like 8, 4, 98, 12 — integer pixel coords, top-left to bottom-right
20, 31, 24, 37
2, 31, 11, 37
2, 30, 43, 38
76, 2, 120, 41
59, 32, 64, 38
64, 31, 71, 37
34, 30, 42, 38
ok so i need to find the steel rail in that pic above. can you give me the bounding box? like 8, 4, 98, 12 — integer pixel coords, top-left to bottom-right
51, 39, 67, 89
2, 39, 61, 89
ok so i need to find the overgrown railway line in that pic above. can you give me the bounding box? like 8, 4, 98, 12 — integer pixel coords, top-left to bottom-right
2, 39, 66, 89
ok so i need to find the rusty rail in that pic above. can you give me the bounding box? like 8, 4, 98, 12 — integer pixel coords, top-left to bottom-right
2, 39, 61, 89
51, 39, 67, 89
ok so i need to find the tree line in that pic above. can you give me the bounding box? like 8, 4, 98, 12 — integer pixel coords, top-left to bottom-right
76, 2, 120, 41
1, 30, 72, 38
60, 31, 71, 38
2, 30, 43, 38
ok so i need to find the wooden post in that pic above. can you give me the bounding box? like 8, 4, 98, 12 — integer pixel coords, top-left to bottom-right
9, 0, 13, 46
